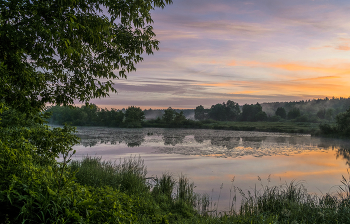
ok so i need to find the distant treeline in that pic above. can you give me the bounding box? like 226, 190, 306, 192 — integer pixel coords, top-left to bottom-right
47, 104, 140, 127
46, 97, 350, 135
194, 97, 350, 123
46, 105, 199, 128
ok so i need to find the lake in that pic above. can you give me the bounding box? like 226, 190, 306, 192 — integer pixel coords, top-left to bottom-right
70, 126, 350, 212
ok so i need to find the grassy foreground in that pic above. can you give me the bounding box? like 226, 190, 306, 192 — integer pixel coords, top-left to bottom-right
3, 156, 350, 223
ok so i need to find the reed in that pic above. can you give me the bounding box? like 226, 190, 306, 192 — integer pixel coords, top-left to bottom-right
70, 155, 148, 194
6, 154, 350, 223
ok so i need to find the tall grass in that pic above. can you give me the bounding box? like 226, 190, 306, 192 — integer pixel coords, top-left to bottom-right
67, 156, 350, 223
70, 156, 148, 194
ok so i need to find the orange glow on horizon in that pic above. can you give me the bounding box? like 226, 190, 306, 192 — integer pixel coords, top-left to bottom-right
227, 59, 350, 75
195, 78, 349, 97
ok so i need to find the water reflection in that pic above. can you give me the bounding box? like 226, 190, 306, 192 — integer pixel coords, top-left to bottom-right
336, 148, 350, 166
74, 127, 350, 160
210, 137, 240, 149
163, 133, 186, 146
69, 126, 350, 212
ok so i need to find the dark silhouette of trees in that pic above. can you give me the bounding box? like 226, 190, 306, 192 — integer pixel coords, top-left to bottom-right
174, 111, 187, 124
206, 100, 240, 121
319, 108, 350, 137
241, 103, 267, 121
124, 106, 145, 128
209, 103, 227, 121
47, 104, 125, 127
335, 108, 350, 136
275, 107, 287, 119
162, 107, 187, 125
194, 105, 207, 121
287, 108, 301, 120
225, 100, 241, 121
162, 107, 177, 124
317, 109, 326, 119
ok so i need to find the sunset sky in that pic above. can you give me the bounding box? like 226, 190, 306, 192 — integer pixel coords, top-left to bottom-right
89, 0, 350, 109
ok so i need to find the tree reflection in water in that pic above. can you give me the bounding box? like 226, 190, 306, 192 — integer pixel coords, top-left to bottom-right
74, 127, 350, 160
162, 133, 186, 146
336, 148, 350, 167
210, 137, 240, 149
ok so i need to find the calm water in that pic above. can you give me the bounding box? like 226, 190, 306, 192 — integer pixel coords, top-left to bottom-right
70, 126, 350, 211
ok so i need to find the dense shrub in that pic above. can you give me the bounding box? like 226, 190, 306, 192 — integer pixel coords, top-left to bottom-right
275, 107, 287, 119
287, 108, 301, 120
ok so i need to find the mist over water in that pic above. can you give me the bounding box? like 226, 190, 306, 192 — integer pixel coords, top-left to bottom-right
143, 109, 195, 120
72, 126, 350, 211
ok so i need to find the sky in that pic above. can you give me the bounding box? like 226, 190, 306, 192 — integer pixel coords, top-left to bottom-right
89, 0, 350, 110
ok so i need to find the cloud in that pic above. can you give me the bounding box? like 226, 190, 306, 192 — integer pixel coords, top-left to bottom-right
155, 30, 198, 41
229, 90, 260, 95
336, 45, 350, 51
228, 60, 350, 75
89, 1, 350, 109
195, 75, 349, 99
184, 20, 273, 38
310, 37, 350, 51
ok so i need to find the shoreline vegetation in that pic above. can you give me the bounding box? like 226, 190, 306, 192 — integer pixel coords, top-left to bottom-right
4, 155, 350, 223
46, 97, 350, 138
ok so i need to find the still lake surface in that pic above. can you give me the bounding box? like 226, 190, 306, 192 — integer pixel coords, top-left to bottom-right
71, 126, 350, 211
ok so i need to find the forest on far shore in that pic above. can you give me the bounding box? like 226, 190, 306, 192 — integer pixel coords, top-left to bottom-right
46, 97, 350, 137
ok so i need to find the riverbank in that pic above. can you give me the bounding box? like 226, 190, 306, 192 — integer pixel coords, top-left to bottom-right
3, 156, 350, 223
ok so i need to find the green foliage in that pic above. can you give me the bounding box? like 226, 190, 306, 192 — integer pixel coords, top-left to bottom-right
287, 108, 301, 120
336, 108, 350, 136
161, 107, 187, 126
241, 103, 267, 121
194, 105, 207, 121
319, 108, 350, 137
124, 106, 145, 128
1, 0, 173, 112
71, 156, 148, 194
208, 100, 240, 121
275, 107, 287, 119
174, 111, 187, 125
294, 114, 309, 122
162, 107, 177, 123
47, 104, 125, 127
0, 0, 174, 222
317, 108, 327, 119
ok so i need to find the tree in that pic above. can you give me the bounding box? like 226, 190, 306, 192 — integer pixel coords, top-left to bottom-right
124, 106, 145, 128
162, 107, 176, 124
225, 100, 240, 121
209, 103, 227, 121
1, 0, 173, 114
287, 108, 301, 120
241, 103, 265, 121
325, 108, 334, 121
317, 109, 326, 119
206, 100, 241, 121
0, 1, 172, 222
194, 105, 206, 121
255, 111, 267, 121
173, 111, 186, 125
275, 107, 286, 119
336, 108, 350, 136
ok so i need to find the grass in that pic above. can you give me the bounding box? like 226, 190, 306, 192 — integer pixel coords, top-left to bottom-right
70, 156, 148, 194
4, 154, 350, 223
69, 156, 350, 223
